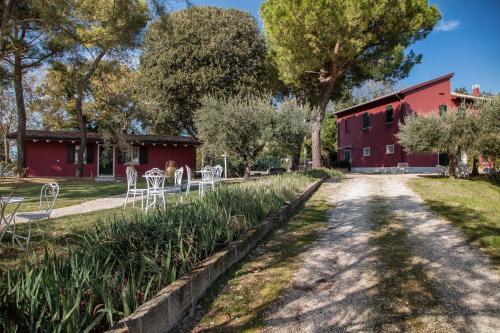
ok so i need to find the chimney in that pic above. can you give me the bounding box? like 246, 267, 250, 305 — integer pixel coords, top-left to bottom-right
472, 84, 480, 97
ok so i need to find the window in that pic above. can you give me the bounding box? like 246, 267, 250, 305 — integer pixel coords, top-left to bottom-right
363, 147, 370, 157
344, 149, 351, 162
439, 104, 447, 116
68, 144, 93, 164
386, 144, 395, 154
126, 147, 140, 164
386, 105, 394, 123
344, 118, 349, 132
362, 112, 370, 129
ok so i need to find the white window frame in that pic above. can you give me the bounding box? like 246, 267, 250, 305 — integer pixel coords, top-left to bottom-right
363, 147, 371, 157
125, 146, 140, 165
386, 144, 395, 154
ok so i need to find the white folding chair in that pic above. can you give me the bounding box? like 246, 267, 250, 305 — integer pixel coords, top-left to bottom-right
123, 166, 146, 209
145, 168, 166, 212
15, 182, 59, 249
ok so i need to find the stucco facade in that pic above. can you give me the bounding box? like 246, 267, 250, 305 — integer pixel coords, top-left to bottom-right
335, 73, 483, 173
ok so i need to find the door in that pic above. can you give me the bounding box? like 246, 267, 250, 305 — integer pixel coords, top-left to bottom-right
344, 150, 352, 162
98, 145, 115, 177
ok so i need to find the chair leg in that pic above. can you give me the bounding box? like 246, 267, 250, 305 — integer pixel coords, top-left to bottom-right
141, 193, 144, 210
132, 192, 136, 208
162, 193, 166, 210
123, 191, 129, 209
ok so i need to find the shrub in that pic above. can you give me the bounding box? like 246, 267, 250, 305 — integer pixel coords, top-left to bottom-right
302, 167, 344, 179
0, 173, 316, 332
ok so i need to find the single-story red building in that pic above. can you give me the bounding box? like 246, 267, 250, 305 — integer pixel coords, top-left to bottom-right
8, 130, 199, 178
335, 73, 490, 173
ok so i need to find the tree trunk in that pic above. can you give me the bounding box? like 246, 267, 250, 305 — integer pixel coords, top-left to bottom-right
471, 157, 479, 177
14, 52, 26, 177
312, 72, 338, 168
448, 154, 457, 179
287, 151, 300, 172
3, 132, 9, 162
75, 84, 86, 178
244, 165, 251, 179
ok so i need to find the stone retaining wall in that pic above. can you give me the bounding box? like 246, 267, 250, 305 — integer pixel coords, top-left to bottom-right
107, 178, 325, 333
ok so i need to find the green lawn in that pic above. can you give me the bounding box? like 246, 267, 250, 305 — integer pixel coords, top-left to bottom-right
408, 176, 500, 268
0, 191, 195, 268
0, 179, 139, 213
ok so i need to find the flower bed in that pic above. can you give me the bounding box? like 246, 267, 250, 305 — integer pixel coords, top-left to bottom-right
0, 170, 335, 332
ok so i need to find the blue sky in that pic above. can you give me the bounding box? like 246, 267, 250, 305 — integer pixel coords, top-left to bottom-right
173, 0, 500, 93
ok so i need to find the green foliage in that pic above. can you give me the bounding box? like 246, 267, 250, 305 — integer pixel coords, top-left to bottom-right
0, 173, 317, 332
261, 0, 440, 87
268, 98, 312, 157
136, 6, 272, 135
195, 94, 275, 178
397, 106, 480, 177
300, 167, 343, 179
475, 97, 500, 158
261, 0, 440, 166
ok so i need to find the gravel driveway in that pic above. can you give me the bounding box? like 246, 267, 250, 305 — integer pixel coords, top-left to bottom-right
262, 174, 500, 333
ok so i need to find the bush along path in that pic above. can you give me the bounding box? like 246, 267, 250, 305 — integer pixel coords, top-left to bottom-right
0, 170, 338, 332
180, 174, 500, 333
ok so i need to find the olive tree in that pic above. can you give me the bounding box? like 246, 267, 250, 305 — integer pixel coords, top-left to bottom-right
268, 98, 311, 171
397, 106, 479, 178
195, 95, 275, 179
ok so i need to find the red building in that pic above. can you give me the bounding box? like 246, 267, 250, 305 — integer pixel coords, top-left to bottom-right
335, 73, 483, 173
8, 130, 199, 178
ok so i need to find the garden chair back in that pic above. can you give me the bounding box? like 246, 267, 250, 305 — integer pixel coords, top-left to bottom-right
213, 165, 223, 186
13, 182, 59, 249
123, 166, 146, 209
199, 166, 214, 196
145, 168, 166, 211
185, 165, 199, 196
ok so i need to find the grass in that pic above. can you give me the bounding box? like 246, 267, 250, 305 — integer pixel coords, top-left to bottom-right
368, 196, 450, 333
0, 178, 136, 213
175, 180, 333, 332
408, 176, 500, 268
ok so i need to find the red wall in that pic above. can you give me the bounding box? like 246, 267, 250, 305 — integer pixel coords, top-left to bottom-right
336, 78, 454, 169
25, 141, 197, 178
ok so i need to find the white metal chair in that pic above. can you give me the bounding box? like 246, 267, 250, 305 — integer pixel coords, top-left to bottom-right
15, 182, 59, 249
212, 165, 223, 188
199, 166, 214, 196
165, 167, 184, 202
185, 165, 200, 197
123, 166, 146, 209
144, 168, 166, 212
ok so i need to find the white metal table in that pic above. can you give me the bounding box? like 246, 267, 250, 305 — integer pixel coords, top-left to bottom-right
0, 196, 25, 248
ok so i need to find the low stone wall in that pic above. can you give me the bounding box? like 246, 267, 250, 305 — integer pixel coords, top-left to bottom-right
107, 178, 325, 333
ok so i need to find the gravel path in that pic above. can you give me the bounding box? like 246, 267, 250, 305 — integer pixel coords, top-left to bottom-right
14, 193, 141, 223
262, 174, 500, 333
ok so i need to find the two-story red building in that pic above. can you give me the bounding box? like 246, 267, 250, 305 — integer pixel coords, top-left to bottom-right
335, 73, 482, 173
8, 130, 199, 178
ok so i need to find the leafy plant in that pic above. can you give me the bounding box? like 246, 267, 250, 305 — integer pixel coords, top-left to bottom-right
0, 173, 324, 332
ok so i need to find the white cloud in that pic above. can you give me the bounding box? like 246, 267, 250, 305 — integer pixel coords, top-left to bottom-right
435, 19, 460, 32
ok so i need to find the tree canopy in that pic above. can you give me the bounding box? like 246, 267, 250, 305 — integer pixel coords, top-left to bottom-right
195, 94, 275, 178
136, 6, 272, 135
261, 0, 441, 167
397, 106, 480, 178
